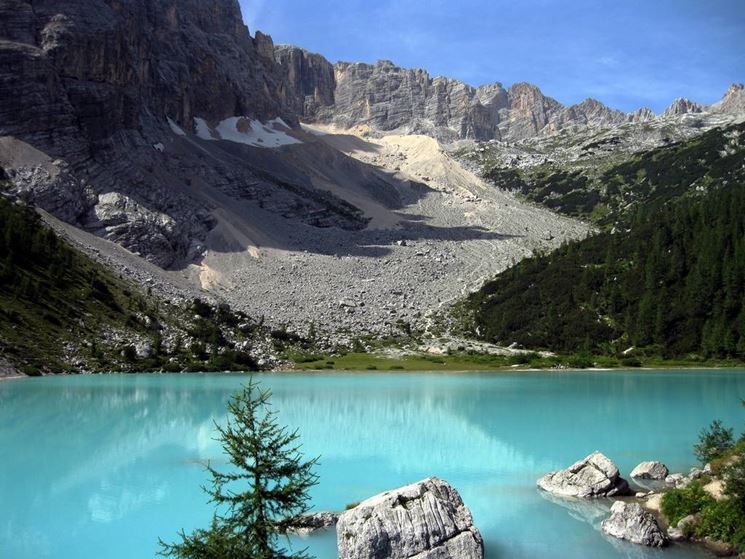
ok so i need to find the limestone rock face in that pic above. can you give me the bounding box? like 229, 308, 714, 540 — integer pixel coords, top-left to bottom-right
537, 452, 631, 498
275, 44, 745, 144
546, 98, 628, 133
663, 98, 704, 116
277, 50, 613, 143
0, 0, 301, 267
601, 501, 669, 547
274, 45, 336, 117
712, 83, 745, 114
1, 0, 294, 144
289, 56, 635, 143
336, 477, 483, 559
629, 107, 656, 123
499, 82, 562, 140
630, 461, 669, 480
0, 0, 386, 268
320, 59, 502, 142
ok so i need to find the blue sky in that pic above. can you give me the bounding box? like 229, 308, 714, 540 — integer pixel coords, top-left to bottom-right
240, 0, 744, 114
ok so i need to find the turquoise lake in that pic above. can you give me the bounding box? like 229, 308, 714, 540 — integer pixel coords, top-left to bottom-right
1, 370, 745, 558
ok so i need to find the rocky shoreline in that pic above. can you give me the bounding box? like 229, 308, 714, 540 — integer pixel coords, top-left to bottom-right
538, 451, 742, 557
281, 455, 738, 558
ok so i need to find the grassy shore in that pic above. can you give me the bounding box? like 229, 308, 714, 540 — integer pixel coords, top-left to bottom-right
287, 351, 745, 372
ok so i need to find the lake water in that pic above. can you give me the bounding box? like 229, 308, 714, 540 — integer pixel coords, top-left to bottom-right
1, 370, 744, 558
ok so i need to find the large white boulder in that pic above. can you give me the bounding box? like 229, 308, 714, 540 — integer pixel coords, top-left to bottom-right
336, 477, 483, 559
601, 501, 669, 547
537, 451, 630, 498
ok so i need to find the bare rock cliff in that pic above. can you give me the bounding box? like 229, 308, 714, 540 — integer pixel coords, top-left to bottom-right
0, 0, 314, 267
276, 49, 645, 142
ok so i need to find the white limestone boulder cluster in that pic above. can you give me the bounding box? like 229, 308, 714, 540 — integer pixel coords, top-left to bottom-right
663, 464, 708, 489
538, 453, 676, 548
336, 477, 483, 559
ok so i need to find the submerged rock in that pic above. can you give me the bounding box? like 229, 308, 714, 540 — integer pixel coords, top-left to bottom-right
336, 477, 483, 559
630, 461, 669, 480
537, 452, 631, 498
601, 501, 669, 547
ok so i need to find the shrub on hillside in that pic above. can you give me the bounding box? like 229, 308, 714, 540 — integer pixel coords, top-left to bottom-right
661, 481, 715, 526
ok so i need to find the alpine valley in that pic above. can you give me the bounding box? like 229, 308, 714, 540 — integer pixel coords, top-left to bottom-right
1, 0, 744, 374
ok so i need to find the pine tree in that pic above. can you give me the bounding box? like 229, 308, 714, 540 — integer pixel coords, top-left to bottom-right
159, 380, 319, 559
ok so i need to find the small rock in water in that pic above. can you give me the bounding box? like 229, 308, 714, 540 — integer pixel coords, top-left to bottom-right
285, 511, 339, 535
601, 501, 669, 547
668, 527, 686, 541
630, 461, 669, 480
537, 451, 630, 498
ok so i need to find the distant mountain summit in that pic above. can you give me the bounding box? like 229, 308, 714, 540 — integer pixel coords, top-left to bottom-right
276, 45, 745, 142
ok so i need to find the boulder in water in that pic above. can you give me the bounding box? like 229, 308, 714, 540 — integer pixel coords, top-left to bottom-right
630, 461, 669, 480
601, 501, 669, 547
537, 451, 630, 498
336, 477, 483, 559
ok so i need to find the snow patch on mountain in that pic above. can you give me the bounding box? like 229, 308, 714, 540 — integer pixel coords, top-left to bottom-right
191, 117, 302, 148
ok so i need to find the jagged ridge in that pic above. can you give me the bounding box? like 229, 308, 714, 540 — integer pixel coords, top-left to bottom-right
276, 45, 745, 142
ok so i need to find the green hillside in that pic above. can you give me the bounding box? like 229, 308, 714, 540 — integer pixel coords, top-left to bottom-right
0, 196, 271, 374
463, 180, 745, 360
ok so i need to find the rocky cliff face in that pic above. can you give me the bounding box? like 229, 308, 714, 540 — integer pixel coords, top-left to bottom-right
274, 44, 336, 117
275, 50, 628, 141
324, 59, 495, 142
0, 0, 293, 148
0, 0, 382, 268
276, 46, 745, 143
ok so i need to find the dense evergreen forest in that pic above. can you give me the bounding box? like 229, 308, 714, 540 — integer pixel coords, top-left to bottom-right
465, 178, 745, 359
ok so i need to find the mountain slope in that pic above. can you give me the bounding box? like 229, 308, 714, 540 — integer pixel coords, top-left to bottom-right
0, 0, 409, 269
462, 169, 745, 359
0, 195, 285, 375
473, 121, 745, 225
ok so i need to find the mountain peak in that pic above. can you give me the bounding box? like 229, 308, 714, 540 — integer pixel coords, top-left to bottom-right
712, 83, 745, 114
663, 97, 703, 117
630, 107, 656, 122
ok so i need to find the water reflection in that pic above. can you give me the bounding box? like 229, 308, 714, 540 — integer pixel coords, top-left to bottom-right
1, 371, 742, 559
